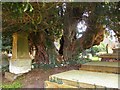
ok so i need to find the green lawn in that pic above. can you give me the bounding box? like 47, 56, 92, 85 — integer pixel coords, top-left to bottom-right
91, 56, 100, 61
1, 80, 22, 88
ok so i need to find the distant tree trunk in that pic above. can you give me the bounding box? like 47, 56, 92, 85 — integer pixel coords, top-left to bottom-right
46, 35, 58, 65
62, 5, 83, 61
59, 35, 64, 56
106, 44, 109, 53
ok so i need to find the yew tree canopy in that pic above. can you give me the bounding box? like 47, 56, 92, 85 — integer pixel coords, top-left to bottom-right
2, 2, 120, 50
2, 2, 120, 33
2, 2, 63, 38
2, 2, 120, 63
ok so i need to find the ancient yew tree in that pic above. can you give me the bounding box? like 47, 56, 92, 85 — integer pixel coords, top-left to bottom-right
2, 2, 120, 65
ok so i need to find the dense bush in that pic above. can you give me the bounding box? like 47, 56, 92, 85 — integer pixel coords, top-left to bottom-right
92, 42, 106, 53
85, 42, 106, 56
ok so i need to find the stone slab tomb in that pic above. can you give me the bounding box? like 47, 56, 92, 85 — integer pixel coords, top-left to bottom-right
45, 70, 119, 88
45, 61, 119, 89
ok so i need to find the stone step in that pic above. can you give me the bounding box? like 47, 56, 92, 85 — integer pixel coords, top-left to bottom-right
5, 72, 22, 81
80, 61, 120, 74
45, 81, 77, 88
47, 70, 119, 89
98, 53, 120, 59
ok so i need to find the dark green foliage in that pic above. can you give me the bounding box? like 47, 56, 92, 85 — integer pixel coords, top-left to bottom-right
49, 77, 63, 84
2, 34, 12, 51
2, 2, 120, 43
92, 43, 106, 53
2, 2, 120, 65
2, 65, 9, 72
32, 63, 56, 70
2, 2, 33, 18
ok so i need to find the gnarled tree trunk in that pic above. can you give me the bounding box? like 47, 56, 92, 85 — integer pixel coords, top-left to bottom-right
29, 31, 49, 64
29, 31, 58, 65
59, 4, 105, 61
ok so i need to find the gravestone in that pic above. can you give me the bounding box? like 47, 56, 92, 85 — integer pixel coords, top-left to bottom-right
9, 32, 32, 74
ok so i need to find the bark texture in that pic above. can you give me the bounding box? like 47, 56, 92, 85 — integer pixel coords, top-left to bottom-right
29, 31, 49, 64
29, 31, 58, 64
60, 5, 105, 61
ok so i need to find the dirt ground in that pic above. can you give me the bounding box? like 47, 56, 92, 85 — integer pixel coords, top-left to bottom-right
2, 64, 80, 88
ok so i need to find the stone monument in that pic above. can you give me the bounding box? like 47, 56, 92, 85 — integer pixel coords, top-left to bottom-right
9, 32, 32, 74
